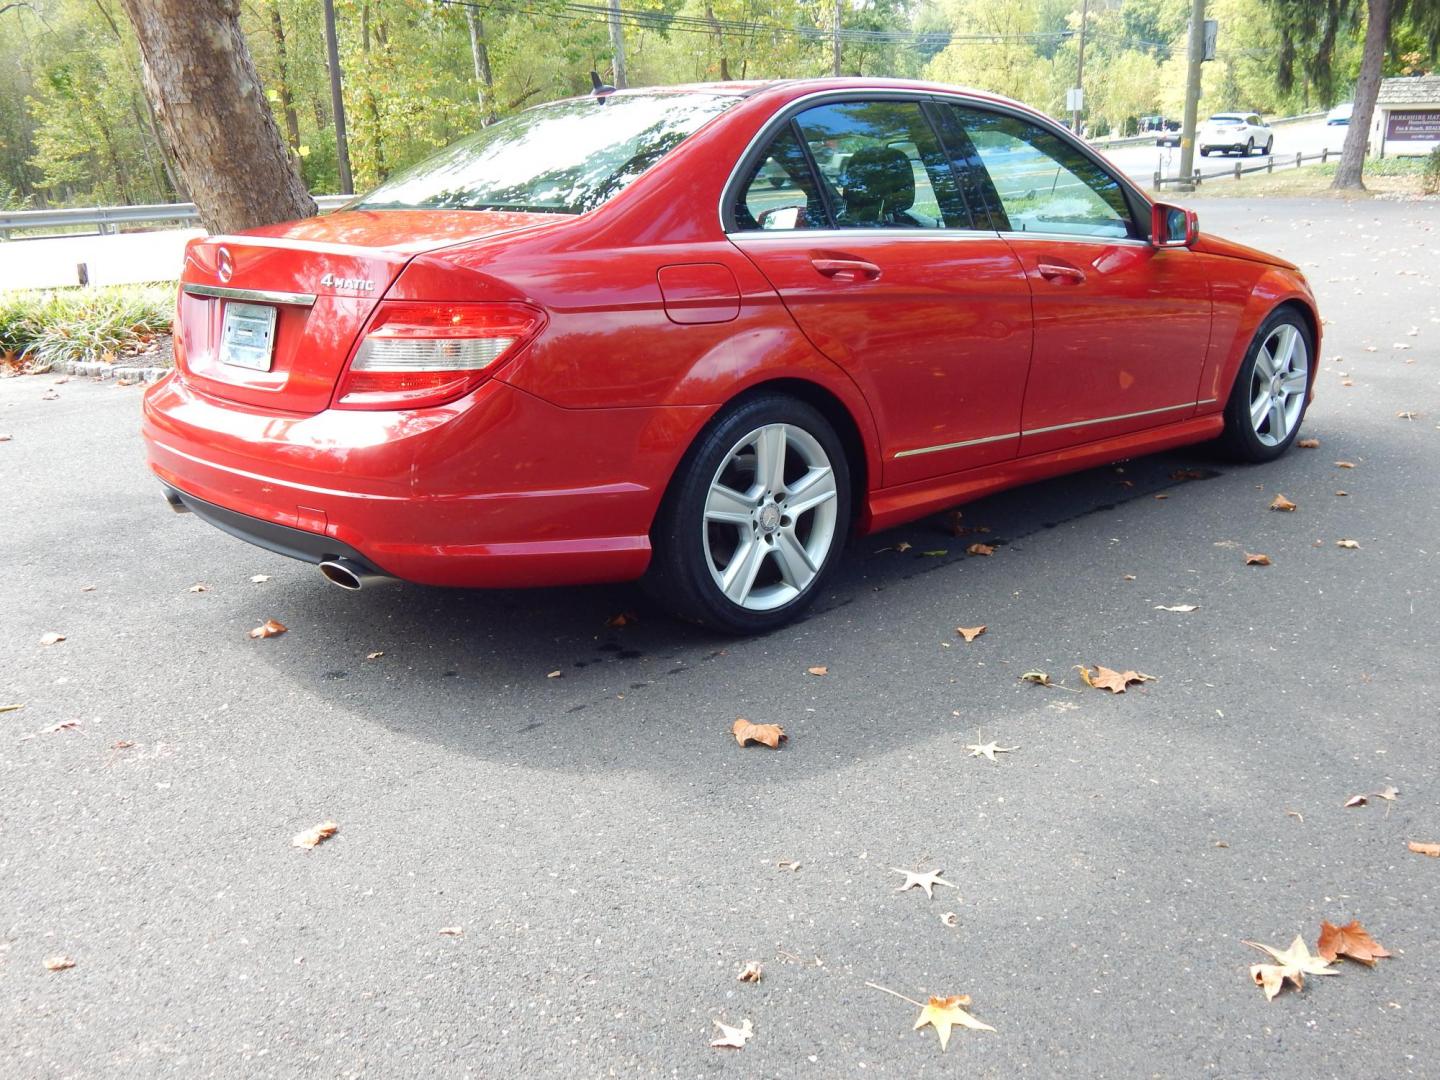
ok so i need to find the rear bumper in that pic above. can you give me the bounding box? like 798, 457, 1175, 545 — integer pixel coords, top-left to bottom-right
143, 372, 709, 588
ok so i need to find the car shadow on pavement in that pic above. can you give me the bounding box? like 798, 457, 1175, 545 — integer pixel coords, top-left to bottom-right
226, 445, 1239, 777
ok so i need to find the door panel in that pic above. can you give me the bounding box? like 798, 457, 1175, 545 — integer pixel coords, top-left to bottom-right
732, 233, 1033, 486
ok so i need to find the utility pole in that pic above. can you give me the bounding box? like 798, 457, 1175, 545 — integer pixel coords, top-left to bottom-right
1071, 0, 1089, 135
322, 0, 352, 195
832, 0, 842, 76
607, 0, 627, 88
1175, 0, 1206, 192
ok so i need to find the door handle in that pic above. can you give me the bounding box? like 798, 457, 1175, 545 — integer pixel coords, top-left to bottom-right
1037, 261, 1086, 284
811, 258, 881, 281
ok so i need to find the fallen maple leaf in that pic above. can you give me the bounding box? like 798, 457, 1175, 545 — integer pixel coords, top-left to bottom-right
44, 955, 76, 972
1154, 604, 1199, 613
1317, 920, 1391, 966
807, 665, 828, 676
914, 995, 995, 1050
1018, 670, 1052, 686
1244, 935, 1337, 1000
737, 961, 763, 983
1336, 539, 1361, 549
39, 632, 66, 646
1078, 665, 1154, 694
955, 625, 986, 642
1297, 438, 1320, 448
892, 867, 957, 898
248, 619, 287, 639
292, 820, 338, 849
1343, 794, 1368, 808
710, 1018, 753, 1049
1409, 841, 1440, 857
966, 543, 995, 557
965, 736, 1018, 761
1244, 553, 1272, 566
732, 718, 785, 748
1270, 494, 1297, 512
1335, 461, 1356, 469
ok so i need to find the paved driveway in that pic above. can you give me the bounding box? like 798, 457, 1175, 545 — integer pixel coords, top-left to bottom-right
2, 197, 1437, 1078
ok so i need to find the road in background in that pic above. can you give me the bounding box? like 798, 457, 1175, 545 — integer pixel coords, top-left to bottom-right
1103, 118, 1348, 186
2, 197, 1437, 1078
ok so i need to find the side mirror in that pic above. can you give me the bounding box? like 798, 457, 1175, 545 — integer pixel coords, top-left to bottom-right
1150, 202, 1199, 248
756, 205, 802, 231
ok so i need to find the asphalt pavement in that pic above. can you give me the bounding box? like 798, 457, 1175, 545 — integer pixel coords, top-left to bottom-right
2, 196, 1438, 1078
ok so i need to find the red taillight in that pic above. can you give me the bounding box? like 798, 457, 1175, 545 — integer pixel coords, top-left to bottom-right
333, 301, 545, 410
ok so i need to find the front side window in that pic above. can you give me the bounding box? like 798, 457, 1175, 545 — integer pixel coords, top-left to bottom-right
357, 92, 737, 215
942, 106, 1136, 240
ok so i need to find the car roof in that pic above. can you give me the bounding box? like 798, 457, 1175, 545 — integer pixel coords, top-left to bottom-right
1209, 112, 1250, 119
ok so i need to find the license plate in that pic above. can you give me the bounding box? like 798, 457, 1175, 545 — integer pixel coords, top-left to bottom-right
220, 302, 277, 371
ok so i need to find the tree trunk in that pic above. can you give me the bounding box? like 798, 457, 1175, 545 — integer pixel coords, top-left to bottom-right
118, 0, 316, 233
1333, 0, 1390, 190
268, 0, 302, 152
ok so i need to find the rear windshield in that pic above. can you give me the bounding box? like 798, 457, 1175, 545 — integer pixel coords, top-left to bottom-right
355, 93, 738, 216
1208, 115, 1244, 124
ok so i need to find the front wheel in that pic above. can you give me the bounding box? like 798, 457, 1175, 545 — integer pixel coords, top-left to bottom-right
1246, 137, 1255, 156
645, 394, 851, 634
1263, 137, 1274, 154
1217, 308, 1313, 462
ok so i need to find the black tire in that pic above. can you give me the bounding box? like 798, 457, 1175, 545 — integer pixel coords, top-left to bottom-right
1264, 137, 1274, 154
1201, 148, 1211, 157
1246, 137, 1255, 156
645, 394, 852, 634
1217, 307, 1314, 462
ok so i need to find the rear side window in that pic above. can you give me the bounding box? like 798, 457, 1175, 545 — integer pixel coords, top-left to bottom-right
733, 124, 830, 232
795, 101, 967, 229
939, 105, 1137, 240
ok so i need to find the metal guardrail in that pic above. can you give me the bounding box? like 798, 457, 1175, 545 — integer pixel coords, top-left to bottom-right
0, 194, 353, 240
1153, 148, 1339, 189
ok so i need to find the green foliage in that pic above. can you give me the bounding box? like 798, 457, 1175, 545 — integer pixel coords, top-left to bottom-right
1424, 145, 1440, 194
0, 283, 174, 371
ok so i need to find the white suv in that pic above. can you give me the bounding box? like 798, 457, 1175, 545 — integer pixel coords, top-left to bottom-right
1199, 113, 1274, 156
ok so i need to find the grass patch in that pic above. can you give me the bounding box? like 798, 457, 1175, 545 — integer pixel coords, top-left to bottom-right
0, 282, 175, 373
1148, 156, 1433, 199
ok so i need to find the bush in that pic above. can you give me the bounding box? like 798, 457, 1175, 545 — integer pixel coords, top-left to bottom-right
1424, 146, 1440, 196
0, 283, 175, 373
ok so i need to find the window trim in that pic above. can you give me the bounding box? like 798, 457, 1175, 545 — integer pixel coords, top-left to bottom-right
719, 88, 1152, 238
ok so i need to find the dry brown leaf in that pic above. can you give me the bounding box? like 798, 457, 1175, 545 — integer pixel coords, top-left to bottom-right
940, 911, 959, 927
44, 955, 76, 972
965, 737, 1018, 761
806, 665, 828, 676
966, 542, 995, 557
1317, 920, 1391, 966
892, 867, 957, 898
187, 583, 209, 593
605, 611, 638, 628
1335, 461, 1356, 469
710, 1018, 753, 1049
0, 434, 11, 442
894, 541, 912, 553
1245, 552, 1272, 566
1270, 494, 1297, 512
1154, 493, 1169, 500
955, 625, 987, 642
39, 632, 66, 646
1297, 438, 1320, 448
1171, 468, 1206, 481
292, 820, 338, 849
39, 720, 80, 735
737, 961, 763, 983
1336, 539, 1361, 549
1343, 794, 1367, 808
1397, 410, 1418, 420
1078, 665, 1154, 694
1335, 490, 1349, 497
250, 574, 271, 583
1375, 785, 1399, 801
1245, 935, 1337, 1000
1018, 670, 1052, 686
1409, 840, 1440, 857
913, 994, 995, 1050
1341, 378, 1355, 387
732, 719, 785, 748
366, 651, 383, 660
776, 860, 801, 871
438, 926, 464, 936
248, 619, 287, 639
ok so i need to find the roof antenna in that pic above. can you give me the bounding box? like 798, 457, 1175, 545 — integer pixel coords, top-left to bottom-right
589, 70, 616, 99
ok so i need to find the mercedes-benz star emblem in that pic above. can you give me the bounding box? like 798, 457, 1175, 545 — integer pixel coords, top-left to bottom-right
217, 246, 233, 284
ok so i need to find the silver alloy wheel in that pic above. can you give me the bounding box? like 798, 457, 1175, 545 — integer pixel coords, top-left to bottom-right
1249, 322, 1309, 446
702, 422, 839, 611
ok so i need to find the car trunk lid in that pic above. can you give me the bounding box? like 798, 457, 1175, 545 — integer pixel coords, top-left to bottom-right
175, 209, 560, 413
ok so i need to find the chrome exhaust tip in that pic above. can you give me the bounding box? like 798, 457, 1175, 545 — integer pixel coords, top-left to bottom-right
318, 558, 392, 591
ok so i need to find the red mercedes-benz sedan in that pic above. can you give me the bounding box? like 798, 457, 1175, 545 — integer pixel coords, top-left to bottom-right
143, 78, 1318, 633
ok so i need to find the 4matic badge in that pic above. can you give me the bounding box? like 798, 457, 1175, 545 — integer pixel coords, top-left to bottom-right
320, 273, 376, 291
